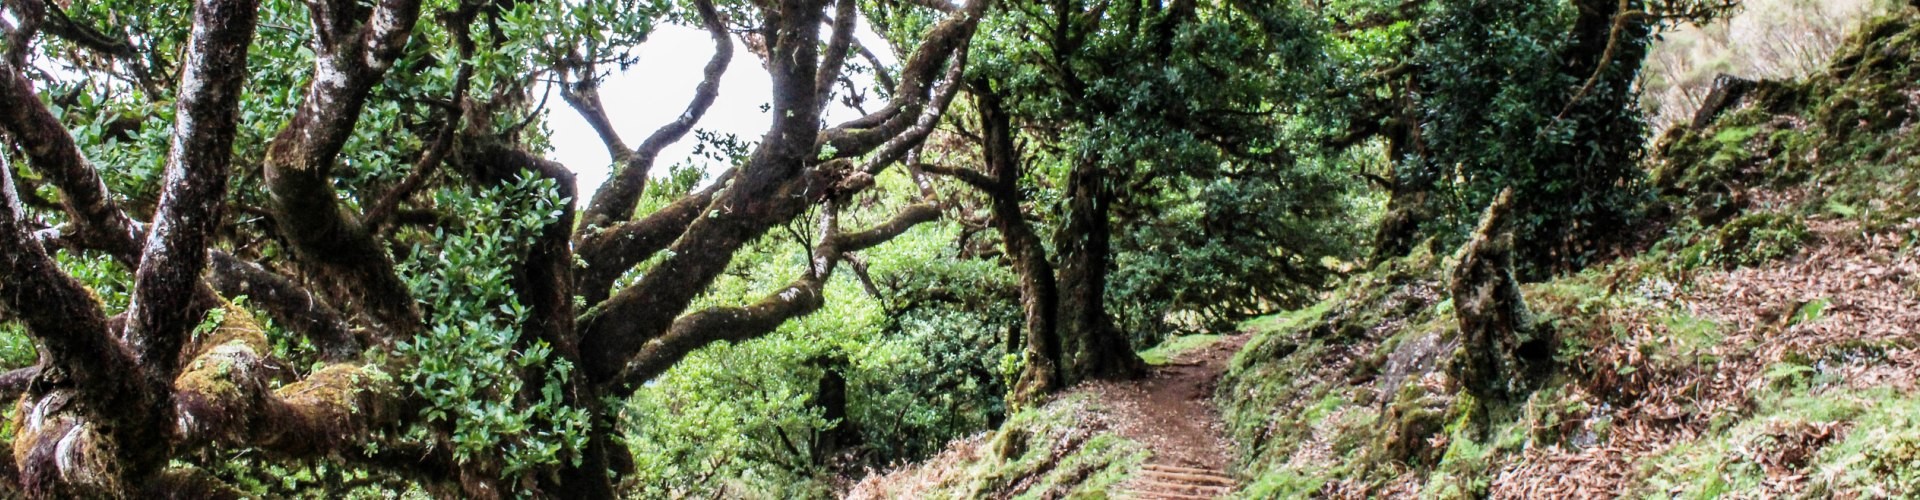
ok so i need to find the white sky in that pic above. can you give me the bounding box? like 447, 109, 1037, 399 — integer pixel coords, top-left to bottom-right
542, 23, 898, 200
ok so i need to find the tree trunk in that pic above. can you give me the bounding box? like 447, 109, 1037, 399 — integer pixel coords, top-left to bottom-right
977, 90, 1065, 403
1371, 170, 1432, 264
1051, 155, 1145, 383
976, 90, 1144, 404
812, 361, 858, 464
546, 400, 624, 500
1446, 189, 1552, 400
1371, 82, 1434, 264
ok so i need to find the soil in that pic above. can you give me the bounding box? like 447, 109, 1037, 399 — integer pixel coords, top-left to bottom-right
843, 333, 1252, 499
1492, 216, 1920, 497
1087, 333, 1249, 498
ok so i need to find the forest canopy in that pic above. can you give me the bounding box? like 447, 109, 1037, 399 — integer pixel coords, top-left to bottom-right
0, 0, 1763, 497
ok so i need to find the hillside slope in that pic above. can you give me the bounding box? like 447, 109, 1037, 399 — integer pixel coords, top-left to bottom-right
1220, 6, 1920, 497
840, 6, 1920, 499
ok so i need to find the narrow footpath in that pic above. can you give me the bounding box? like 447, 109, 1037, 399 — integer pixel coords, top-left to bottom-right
1084, 334, 1248, 499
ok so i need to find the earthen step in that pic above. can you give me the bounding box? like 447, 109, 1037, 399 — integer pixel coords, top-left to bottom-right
1142, 463, 1228, 476
1130, 480, 1231, 494
1125, 460, 1236, 499
1126, 478, 1232, 493
1127, 485, 1231, 497
1136, 469, 1235, 487
1128, 476, 1221, 488
1120, 490, 1214, 500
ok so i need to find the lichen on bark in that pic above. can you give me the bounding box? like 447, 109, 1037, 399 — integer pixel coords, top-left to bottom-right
1444, 188, 1552, 402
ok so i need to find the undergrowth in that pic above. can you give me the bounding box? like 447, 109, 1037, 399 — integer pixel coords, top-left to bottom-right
847, 394, 1146, 499
1218, 7, 1920, 496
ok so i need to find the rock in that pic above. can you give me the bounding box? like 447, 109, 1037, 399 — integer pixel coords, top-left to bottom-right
1690, 74, 1758, 131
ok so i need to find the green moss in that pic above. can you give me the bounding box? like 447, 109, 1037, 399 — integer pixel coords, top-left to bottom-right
1645, 311, 1725, 369
1139, 334, 1222, 366
1231, 301, 1332, 367
892, 395, 1146, 499
1657, 9, 1920, 233
1514, 383, 1594, 448
1638, 387, 1920, 498
1670, 212, 1810, 271
1709, 125, 1762, 146
175, 351, 250, 405
1651, 109, 1781, 194
195, 302, 272, 358
1236, 466, 1335, 499
1219, 337, 1334, 468
173, 306, 280, 415
1220, 246, 1477, 494
1819, 401, 1920, 496
1375, 379, 1454, 467
1239, 299, 1337, 335
1010, 434, 1148, 500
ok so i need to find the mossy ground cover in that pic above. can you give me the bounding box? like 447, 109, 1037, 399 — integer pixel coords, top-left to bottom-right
1221, 220, 1918, 497
1140, 335, 1224, 366
846, 394, 1147, 499
1653, 8, 1920, 234
1217, 6, 1920, 497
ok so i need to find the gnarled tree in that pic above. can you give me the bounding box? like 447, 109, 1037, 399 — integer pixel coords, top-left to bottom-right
921, 0, 1358, 400
0, 0, 983, 495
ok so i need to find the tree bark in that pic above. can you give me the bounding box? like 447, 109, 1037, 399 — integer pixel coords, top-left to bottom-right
970, 88, 1142, 405
205, 251, 361, 361
1051, 154, 1145, 383
1446, 189, 1552, 400
1371, 99, 1434, 263
0, 60, 143, 259
0, 159, 153, 499
974, 91, 1064, 402
0, 0, 985, 495
117, 0, 261, 479
569, 0, 730, 235
260, 0, 426, 336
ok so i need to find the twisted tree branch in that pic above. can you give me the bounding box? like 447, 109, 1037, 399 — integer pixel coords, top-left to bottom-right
124, 0, 260, 380
577, 0, 983, 383
612, 202, 939, 390
261, 0, 427, 335
572, 0, 731, 234
0, 60, 143, 260
206, 251, 361, 361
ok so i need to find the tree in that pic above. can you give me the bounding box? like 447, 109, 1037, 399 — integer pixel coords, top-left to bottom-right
922, 0, 1364, 401
1318, 0, 1738, 275
0, 0, 983, 495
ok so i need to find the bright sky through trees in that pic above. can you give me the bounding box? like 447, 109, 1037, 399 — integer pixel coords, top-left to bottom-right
544, 23, 895, 198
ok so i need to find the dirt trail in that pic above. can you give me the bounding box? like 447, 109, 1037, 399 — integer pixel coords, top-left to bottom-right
1084, 334, 1249, 499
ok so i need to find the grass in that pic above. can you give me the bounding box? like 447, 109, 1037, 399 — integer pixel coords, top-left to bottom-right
1139, 334, 1223, 365
1638, 387, 1920, 497
851, 394, 1148, 499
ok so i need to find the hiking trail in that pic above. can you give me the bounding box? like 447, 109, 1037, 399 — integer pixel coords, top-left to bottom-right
1083, 333, 1249, 499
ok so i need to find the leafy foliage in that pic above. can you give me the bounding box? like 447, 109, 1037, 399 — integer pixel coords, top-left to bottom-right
394, 174, 590, 480
965, 0, 1369, 344
1396, 0, 1652, 273
618, 173, 1017, 496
